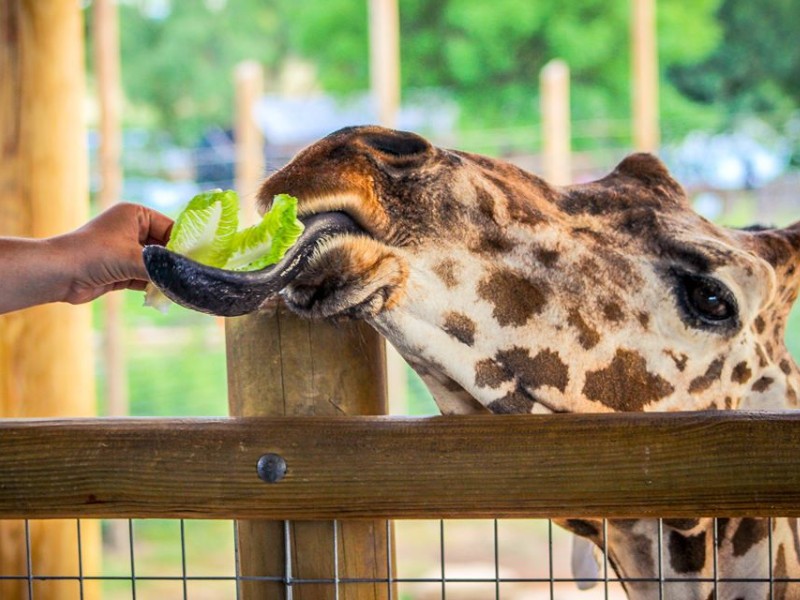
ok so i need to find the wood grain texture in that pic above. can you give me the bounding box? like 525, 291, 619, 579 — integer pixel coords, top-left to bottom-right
0, 2, 99, 599
1, 411, 800, 519
226, 308, 392, 600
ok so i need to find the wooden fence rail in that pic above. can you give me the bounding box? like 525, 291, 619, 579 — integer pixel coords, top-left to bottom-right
2, 411, 800, 520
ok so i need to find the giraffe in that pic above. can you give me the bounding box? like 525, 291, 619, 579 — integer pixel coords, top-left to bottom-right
145, 126, 800, 599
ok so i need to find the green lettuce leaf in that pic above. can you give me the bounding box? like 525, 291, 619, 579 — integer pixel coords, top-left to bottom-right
144, 190, 305, 312
167, 189, 239, 267
225, 194, 305, 271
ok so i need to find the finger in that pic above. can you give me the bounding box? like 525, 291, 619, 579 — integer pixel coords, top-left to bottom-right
141, 207, 174, 246
123, 279, 148, 292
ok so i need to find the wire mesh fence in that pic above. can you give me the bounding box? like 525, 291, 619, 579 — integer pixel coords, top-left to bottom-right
2, 517, 798, 599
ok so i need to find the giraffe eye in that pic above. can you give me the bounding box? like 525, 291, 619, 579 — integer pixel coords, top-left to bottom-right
676, 272, 739, 329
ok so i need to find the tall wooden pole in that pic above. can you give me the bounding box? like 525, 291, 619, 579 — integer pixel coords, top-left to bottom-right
369, 0, 400, 129
540, 60, 571, 185
94, 0, 127, 419
94, 0, 129, 553
0, 2, 100, 599
227, 309, 394, 599
234, 60, 264, 226
631, 0, 660, 152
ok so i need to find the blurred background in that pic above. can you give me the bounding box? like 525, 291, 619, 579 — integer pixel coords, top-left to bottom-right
79, 0, 799, 597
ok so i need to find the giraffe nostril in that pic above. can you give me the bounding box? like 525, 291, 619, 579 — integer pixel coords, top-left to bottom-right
362, 131, 431, 159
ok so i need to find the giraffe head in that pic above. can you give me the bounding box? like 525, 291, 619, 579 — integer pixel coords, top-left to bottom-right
206, 125, 797, 418
145, 126, 800, 596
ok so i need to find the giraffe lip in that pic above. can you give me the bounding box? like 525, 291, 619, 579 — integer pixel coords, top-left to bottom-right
143, 211, 365, 316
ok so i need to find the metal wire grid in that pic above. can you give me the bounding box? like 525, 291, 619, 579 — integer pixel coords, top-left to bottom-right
1, 517, 798, 599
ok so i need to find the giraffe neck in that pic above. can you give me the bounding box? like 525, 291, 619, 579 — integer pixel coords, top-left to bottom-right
589, 518, 800, 599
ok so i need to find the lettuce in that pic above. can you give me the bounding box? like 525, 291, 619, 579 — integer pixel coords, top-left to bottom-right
225, 194, 305, 271
167, 189, 239, 267
144, 190, 305, 312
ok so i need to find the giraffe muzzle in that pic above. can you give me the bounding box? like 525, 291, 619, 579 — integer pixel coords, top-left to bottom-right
142, 211, 365, 316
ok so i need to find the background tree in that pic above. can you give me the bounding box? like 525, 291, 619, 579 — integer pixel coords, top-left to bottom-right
668, 0, 800, 123
87, 0, 287, 145
281, 0, 723, 143
92, 0, 792, 148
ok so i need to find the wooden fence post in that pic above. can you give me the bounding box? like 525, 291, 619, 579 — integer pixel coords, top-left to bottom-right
0, 2, 100, 599
226, 308, 395, 599
234, 60, 264, 226
631, 0, 660, 152
369, 0, 400, 129
540, 60, 571, 185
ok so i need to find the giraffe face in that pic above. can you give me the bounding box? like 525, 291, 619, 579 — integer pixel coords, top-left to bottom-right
250, 126, 800, 416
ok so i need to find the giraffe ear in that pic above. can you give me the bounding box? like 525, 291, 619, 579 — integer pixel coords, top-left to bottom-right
607, 153, 686, 200
746, 220, 800, 270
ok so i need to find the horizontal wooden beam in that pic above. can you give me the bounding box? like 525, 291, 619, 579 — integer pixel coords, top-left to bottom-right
2, 412, 800, 520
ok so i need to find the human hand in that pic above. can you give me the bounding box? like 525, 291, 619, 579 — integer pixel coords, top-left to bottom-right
55, 203, 173, 305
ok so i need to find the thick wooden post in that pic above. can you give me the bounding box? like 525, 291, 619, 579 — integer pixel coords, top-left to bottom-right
226, 308, 395, 599
540, 60, 571, 185
631, 0, 660, 152
234, 60, 264, 226
0, 2, 100, 599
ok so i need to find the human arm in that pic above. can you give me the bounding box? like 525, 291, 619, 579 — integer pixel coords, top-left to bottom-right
0, 203, 173, 314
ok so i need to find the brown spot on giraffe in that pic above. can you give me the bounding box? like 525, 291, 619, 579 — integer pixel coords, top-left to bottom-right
752, 376, 774, 393
637, 311, 650, 329
665, 350, 689, 372
442, 312, 476, 347
471, 229, 517, 255
602, 301, 625, 323
688, 357, 725, 394
433, 259, 459, 288
754, 315, 766, 334
478, 347, 569, 392
494, 347, 569, 393
564, 519, 601, 540
488, 388, 536, 414
668, 530, 706, 573
775, 544, 789, 600
477, 268, 548, 327
731, 361, 752, 384
567, 309, 601, 350
780, 359, 792, 375
583, 349, 675, 411
474, 358, 511, 389
533, 247, 560, 268
732, 518, 769, 557
663, 518, 701, 531
475, 187, 496, 220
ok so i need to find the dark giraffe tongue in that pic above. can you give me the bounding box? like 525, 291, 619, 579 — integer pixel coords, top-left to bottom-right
143, 212, 363, 317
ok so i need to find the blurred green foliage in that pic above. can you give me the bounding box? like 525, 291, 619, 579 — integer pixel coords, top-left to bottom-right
669, 0, 800, 123
88, 0, 799, 146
